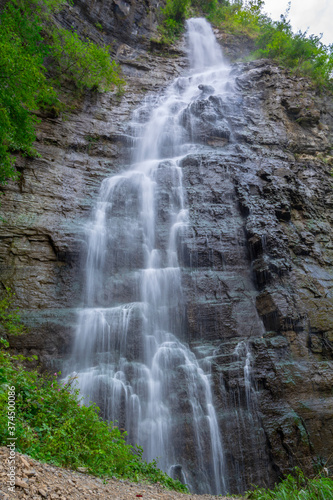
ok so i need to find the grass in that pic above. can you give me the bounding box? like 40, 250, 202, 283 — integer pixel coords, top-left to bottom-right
245, 468, 333, 499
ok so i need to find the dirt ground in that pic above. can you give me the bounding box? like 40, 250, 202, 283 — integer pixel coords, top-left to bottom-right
0, 448, 242, 500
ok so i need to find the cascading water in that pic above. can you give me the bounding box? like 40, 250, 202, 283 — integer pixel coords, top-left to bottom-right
67, 18, 234, 494
217, 341, 270, 492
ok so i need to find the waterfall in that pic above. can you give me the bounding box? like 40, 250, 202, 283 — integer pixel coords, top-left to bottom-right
67, 18, 233, 494
226, 341, 270, 491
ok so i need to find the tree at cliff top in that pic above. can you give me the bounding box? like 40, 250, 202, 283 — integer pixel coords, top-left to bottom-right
159, 0, 333, 90
0, 0, 124, 187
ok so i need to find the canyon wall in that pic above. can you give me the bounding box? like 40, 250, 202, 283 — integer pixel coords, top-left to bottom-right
1, 1, 333, 492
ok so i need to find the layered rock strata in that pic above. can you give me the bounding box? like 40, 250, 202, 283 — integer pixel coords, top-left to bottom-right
179, 59, 333, 490
0, 5, 333, 493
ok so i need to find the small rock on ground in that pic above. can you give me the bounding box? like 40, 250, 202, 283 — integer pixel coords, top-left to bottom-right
0, 447, 242, 500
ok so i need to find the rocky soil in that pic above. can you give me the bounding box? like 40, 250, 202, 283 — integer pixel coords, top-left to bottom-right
0, 448, 240, 500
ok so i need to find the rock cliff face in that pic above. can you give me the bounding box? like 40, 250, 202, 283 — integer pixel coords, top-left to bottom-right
178, 59, 333, 490
1, 1, 333, 494
0, 0, 187, 365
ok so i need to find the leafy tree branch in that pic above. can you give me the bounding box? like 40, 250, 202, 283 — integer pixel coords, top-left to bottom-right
0, 0, 124, 186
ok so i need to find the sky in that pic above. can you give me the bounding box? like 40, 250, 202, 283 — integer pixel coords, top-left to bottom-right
262, 0, 333, 46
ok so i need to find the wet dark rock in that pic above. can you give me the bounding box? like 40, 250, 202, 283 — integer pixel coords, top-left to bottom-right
57, 0, 162, 53
198, 84, 215, 95
177, 57, 333, 491
180, 95, 232, 144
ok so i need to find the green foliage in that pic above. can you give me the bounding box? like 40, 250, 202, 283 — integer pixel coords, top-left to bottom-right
163, 0, 190, 23
254, 14, 333, 88
206, 1, 333, 90
246, 468, 333, 500
191, 0, 219, 14
159, 0, 333, 91
222, 0, 264, 32
0, 0, 57, 184
158, 0, 190, 42
0, 287, 25, 337
158, 0, 262, 44
0, 357, 187, 491
50, 28, 123, 92
0, 0, 123, 186
0, 292, 187, 492
0, 287, 26, 385
202, 0, 272, 40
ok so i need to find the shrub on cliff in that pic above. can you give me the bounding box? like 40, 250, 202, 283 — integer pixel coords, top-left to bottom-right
0, 0, 123, 187
208, 1, 333, 89
159, 0, 333, 91
158, 0, 191, 41
254, 13, 333, 88
0, 0, 55, 185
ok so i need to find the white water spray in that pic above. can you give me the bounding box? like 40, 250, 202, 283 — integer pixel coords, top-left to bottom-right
68, 18, 233, 494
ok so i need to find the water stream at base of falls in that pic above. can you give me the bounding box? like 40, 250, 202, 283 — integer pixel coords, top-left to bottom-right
67, 18, 234, 495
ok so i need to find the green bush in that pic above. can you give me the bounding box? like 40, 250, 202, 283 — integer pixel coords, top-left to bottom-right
163, 0, 190, 23
50, 28, 123, 92
254, 14, 333, 88
158, 0, 190, 42
0, 0, 56, 184
0, 289, 187, 492
246, 468, 333, 499
207, 1, 333, 90
0, 0, 123, 186
0, 287, 25, 337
